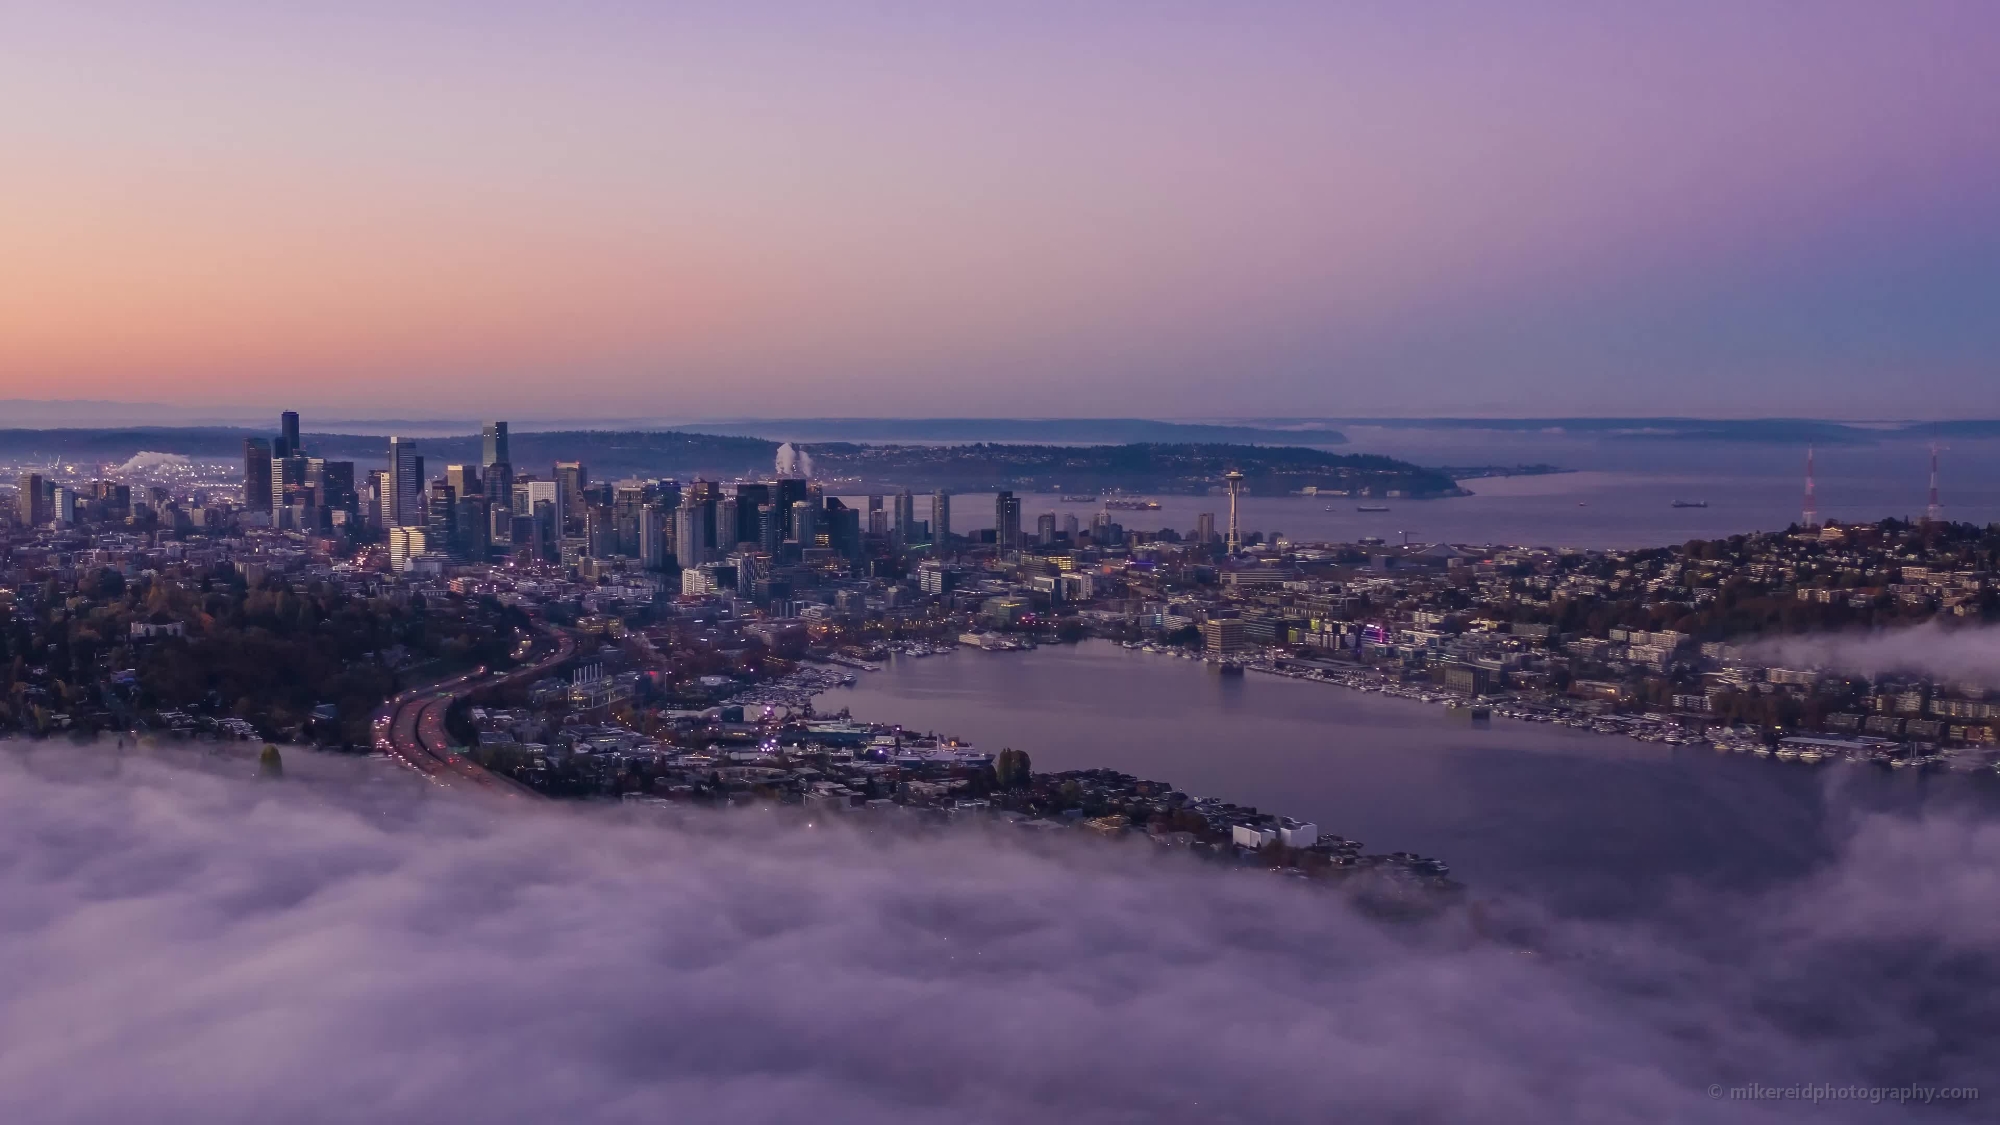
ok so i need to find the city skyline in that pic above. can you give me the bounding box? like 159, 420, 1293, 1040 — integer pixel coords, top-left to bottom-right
5, 3, 1999, 419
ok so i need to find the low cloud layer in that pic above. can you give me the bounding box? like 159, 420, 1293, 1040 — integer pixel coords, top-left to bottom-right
1748, 622, 2000, 689
0, 745, 1993, 1123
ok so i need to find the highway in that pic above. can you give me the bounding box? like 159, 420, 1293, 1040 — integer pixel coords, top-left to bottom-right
372, 625, 577, 800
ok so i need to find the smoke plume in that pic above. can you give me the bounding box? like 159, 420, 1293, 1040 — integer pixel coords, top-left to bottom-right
775, 442, 814, 479
112, 451, 192, 474
0, 744, 1992, 1123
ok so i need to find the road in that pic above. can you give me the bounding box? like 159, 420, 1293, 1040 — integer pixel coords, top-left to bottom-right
372, 626, 577, 800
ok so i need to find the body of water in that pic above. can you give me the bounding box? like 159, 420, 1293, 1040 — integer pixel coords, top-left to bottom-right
831, 640, 1997, 918
846, 431, 2000, 549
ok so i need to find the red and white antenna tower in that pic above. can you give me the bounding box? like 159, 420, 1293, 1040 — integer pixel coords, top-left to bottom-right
1802, 445, 1818, 528
1926, 442, 1943, 525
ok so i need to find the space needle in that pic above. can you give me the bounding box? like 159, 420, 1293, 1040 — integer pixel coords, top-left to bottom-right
1224, 470, 1245, 554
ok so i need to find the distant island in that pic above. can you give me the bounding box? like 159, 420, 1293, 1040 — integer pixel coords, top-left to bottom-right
0, 427, 1457, 496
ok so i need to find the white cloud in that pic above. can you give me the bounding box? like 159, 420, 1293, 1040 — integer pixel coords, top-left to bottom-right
0, 746, 1992, 1123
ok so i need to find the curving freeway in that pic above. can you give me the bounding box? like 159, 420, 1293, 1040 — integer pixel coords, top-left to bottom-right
372, 625, 576, 800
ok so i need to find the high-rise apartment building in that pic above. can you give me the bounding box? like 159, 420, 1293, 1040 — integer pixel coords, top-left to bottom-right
893, 489, 916, 542
995, 491, 1021, 551
931, 489, 951, 544
243, 439, 273, 513
387, 437, 424, 527
1197, 512, 1216, 545
1036, 512, 1057, 545
481, 421, 509, 469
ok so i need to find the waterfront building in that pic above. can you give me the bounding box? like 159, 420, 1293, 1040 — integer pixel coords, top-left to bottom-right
1203, 615, 1247, 657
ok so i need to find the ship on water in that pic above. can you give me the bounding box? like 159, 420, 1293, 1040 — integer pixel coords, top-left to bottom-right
1058, 494, 1099, 503
1670, 499, 1709, 508
1356, 504, 1390, 512
1102, 498, 1161, 510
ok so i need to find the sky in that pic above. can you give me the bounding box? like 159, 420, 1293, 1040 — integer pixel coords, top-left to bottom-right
3, 2, 1998, 420
2, 745, 1995, 1123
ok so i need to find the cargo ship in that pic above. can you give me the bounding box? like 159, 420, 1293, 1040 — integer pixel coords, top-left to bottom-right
1102, 498, 1162, 511
1670, 500, 1709, 508
1356, 504, 1391, 512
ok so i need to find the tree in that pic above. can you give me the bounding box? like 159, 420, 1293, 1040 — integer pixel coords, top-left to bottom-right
259, 744, 284, 778
994, 747, 1032, 789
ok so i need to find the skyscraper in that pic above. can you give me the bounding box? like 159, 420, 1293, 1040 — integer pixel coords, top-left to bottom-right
676, 495, 715, 568
279, 411, 300, 459
446, 464, 480, 500
772, 478, 808, 539
995, 491, 1021, 551
243, 438, 273, 513
481, 421, 509, 469
388, 436, 424, 527
554, 461, 587, 536
16, 473, 47, 527
931, 489, 951, 544
1036, 511, 1057, 545
1197, 512, 1216, 545
893, 489, 915, 543
791, 499, 819, 550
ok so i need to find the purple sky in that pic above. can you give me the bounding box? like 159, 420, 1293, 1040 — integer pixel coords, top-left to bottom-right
3, 2, 1997, 417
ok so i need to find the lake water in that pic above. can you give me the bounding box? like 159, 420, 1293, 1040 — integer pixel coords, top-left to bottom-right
831, 640, 1998, 919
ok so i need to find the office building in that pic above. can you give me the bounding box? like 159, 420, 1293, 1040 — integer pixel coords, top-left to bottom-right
758, 503, 782, 555
388, 437, 424, 527
272, 453, 305, 516
1197, 512, 1216, 545
12, 472, 40, 527
426, 480, 457, 536
387, 526, 428, 573
481, 421, 509, 469
772, 478, 808, 539
995, 491, 1021, 551
639, 505, 669, 569
676, 496, 715, 568
52, 486, 75, 525
446, 464, 480, 500
1203, 615, 1247, 657
892, 489, 916, 543
931, 489, 952, 544
278, 411, 300, 459
825, 498, 861, 559
1037, 511, 1057, 545
243, 439, 273, 513
791, 499, 819, 550
554, 461, 587, 536
1063, 513, 1080, 540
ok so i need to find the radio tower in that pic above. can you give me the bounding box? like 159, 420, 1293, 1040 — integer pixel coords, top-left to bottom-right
1224, 470, 1245, 554
1926, 442, 1943, 526
1802, 446, 1818, 529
